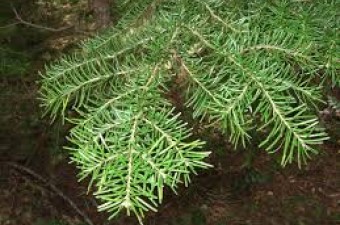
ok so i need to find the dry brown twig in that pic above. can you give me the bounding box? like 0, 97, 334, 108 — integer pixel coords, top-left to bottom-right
6, 162, 94, 225
0, 22, 20, 29
11, 6, 73, 32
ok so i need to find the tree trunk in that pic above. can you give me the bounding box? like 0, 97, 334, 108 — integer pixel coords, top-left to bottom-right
89, 0, 112, 29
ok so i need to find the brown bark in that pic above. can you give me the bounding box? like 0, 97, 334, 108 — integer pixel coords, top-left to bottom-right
89, 0, 112, 29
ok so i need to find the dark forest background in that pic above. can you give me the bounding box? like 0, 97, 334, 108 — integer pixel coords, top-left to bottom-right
0, 1, 339, 225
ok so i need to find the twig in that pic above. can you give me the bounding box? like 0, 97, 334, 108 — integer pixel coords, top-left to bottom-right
12, 6, 73, 32
6, 162, 94, 225
0, 22, 20, 29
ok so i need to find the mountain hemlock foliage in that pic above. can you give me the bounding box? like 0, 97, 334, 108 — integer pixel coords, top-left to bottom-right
40, 0, 339, 223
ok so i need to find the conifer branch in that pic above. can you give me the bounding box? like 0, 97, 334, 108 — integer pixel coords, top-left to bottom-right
241, 44, 312, 61
40, 0, 336, 222
45, 37, 152, 82
185, 26, 328, 165
194, 0, 242, 33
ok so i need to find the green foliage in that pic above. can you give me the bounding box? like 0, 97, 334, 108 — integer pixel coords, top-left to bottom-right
40, 0, 338, 223
0, 1, 31, 76
0, 45, 31, 76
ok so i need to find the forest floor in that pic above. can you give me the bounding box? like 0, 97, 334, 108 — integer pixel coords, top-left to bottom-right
0, 89, 339, 225
0, 1, 339, 225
